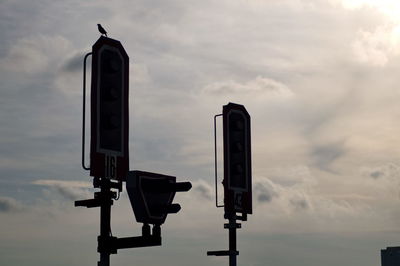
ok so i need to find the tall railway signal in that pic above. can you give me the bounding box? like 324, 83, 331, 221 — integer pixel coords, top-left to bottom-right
208, 102, 252, 266
223, 103, 252, 216
90, 36, 129, 181
76, 34, 192, 266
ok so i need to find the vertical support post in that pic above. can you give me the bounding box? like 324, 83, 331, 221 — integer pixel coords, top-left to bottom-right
228, 216, 237, 266
206, 214, 240, 263
208, 104, 251, 265
82, 52, 92, 171
98, 178, 112, 266
214, 114, 224, 208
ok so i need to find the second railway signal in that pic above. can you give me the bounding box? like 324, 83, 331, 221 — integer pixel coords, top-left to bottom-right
208, 103, 253, 266
223, 102, 252, 216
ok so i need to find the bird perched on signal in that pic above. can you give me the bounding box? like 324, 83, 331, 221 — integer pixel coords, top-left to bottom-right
97, 24, 107, 37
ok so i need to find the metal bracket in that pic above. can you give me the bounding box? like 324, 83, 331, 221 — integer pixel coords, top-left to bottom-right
82, 52, 92, 171
214, 114, 224, 208
75, 192, 115, 208
97, 224, 162, 254
224, 223, 241, 229
236, 213, 247, 221
75, 198, 101, 208
207, 250, 239, 256
75, 177, 121, 208
112, 235, 162, 250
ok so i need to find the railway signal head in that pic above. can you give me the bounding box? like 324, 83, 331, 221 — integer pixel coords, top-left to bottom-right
89, 37, 129, 180
126, 171, 192, 225
223, 103, 252, 215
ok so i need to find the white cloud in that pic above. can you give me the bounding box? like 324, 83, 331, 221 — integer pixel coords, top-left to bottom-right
0, 35, 72, 74
202, 76, 294, 99
191, 179, 214, 200
131, 62, 151, 84
337, 0, 400, 65
341, 0, 400, 19
32, 179, 92, 201
32, 179, 91, 188
254, 177, 279, 203
352, 26, 400, 66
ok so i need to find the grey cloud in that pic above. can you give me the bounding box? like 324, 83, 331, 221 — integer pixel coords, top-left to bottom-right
0, 197, 23, 213
202, 76, 293, 98
61, 52, 85, 73
258, 193, 274, 203
370, 171, 383, 179
311, 142, 346, 172
53, 186, 88, 201
290, 197, 309, 211
364, 163, 400, 181
254, 179, 279, 204
0, 35, 72, 74
32, 180, 91, 201
192, 180, 213, 201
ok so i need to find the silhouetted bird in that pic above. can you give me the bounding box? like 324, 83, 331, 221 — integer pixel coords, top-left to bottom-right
97, 24, 107, 37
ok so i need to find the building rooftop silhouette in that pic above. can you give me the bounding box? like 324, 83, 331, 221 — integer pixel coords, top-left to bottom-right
381, 246, 400, 266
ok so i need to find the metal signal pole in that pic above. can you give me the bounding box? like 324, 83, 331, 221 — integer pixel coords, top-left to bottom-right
98, 178, 112, 266
228, 217, 237, 266
207, 103, 252, 266
76, 35, 192, 266
207, 213, 244, 266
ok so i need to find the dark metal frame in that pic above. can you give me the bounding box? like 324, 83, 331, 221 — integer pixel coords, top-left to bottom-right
82, 52, 92, 171
214, 114, 224, 208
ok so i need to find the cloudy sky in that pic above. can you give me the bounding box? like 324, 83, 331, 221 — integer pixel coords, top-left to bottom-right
1, 0, 400, 265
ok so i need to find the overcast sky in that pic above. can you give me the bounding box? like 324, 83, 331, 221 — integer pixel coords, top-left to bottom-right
1, 0, 400, 265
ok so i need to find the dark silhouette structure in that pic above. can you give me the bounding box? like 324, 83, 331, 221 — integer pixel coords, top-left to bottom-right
76, 35, 192, 266
207, 103, 252, 266
126, 171, 192, 225
381, 247, 400, 266
98, 24, 107, 37
88, 36, 129, 181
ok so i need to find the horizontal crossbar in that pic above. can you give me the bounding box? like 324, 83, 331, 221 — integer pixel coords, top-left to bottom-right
207, 250, 239, 256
